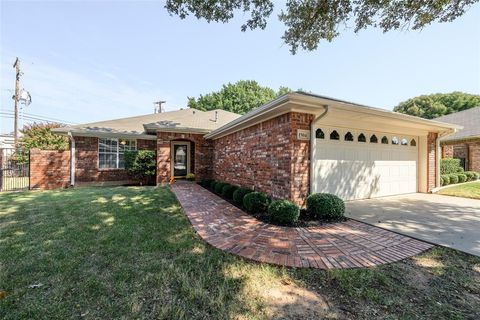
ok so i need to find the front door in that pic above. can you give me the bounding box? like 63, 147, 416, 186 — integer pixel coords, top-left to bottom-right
172, 142, 190, 177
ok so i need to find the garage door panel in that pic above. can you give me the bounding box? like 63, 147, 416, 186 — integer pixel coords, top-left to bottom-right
314, 128, 418, 200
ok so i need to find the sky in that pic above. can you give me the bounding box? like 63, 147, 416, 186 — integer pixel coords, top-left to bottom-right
1, 1, 479, 134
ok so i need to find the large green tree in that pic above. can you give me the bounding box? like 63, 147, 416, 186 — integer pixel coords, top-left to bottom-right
20, 122, 69, 151
188, 80, 291, 114
393, 92, 480, 119
165, 0, 478, 54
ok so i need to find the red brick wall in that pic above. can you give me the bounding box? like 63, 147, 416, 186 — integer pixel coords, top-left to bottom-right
427, 132, 437, 191
30, 148, 71, 190
441, 140, 480, 171
442, 145, 453, 158
468, 140, 480, 171
212, 112, 313, 205
156, 132, 212, 184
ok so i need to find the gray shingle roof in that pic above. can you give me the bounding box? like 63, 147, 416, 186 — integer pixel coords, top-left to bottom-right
435, 107, 480, 142
53, 108, 241, 137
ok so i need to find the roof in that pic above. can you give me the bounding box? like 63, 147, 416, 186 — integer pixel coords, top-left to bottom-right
205, 91, 461, 139
53, 108, 241, 138
435, 107, 480, 142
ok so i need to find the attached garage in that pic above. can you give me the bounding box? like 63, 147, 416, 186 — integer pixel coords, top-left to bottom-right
313, 126, 418, 200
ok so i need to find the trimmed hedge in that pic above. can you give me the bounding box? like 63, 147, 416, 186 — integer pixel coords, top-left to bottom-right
233, 187, 253, 205
440, 158, 462, 174
457, 173, 467, 183
209, 180, 217, 190
447, 174, 459, 185
268, 200, 300, 225
214, 182, 227, 194
306, 193, 345, 221
465, 171, 480, 181
221, 184, 238, 199
200, 178, 213, 188
243, 192, 270, 214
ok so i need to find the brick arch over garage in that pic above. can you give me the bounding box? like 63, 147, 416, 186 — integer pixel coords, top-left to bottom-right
156, 132, 213, 183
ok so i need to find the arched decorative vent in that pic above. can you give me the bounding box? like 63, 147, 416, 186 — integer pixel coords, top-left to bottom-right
330, 130, 340, 140
381, 136, 388, 144
370, 134, 378, 143
401, 138, 408, 146
316, 129, 325, 139
392, 136, 399, 145
358, 133, 366, 142
410, 139, 417, 146
344, 132, 354, 141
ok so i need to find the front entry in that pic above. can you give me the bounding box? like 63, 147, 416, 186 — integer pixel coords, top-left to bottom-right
171, 141, 190, 178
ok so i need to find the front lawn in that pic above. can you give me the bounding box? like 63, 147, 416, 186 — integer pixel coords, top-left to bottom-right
1, 186, 479, 319
438, 181, 480, 199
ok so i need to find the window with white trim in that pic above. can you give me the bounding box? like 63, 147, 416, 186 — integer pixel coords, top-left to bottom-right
99, 138, 136, 169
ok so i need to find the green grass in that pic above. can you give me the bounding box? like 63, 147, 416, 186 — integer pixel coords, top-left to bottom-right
1, 186, 479, 319
438, 181, 480, 199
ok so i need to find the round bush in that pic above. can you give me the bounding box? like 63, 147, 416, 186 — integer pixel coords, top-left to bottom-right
200, 178, 213, 188
243, 192, 270, 214
306, 193, 345, 221
448, 174, 459, 184
457, 173, 467, 183
209, 180, 217, 190
268, 200, 300, 225
440, 175, 445, 186
442, 174, 451, 185
233, 187, 253, 205
471, 171, 480, 180
221, 184, 238, 199
456, 166, 465, 173
465, 171, 476, 181
214, 182, 227, 194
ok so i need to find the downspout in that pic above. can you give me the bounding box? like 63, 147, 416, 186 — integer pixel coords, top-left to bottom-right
309, 105, 329, 194
68, 132, 76, 187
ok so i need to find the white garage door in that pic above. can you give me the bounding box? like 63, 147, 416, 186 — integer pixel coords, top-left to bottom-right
313, 127, 418, 200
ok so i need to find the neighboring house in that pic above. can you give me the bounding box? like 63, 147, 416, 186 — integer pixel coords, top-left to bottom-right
50, 92, 459, 204
0, 134, 15, 149
436, 107, 480, 172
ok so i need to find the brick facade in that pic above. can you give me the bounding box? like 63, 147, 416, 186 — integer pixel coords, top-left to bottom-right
30, 148, 71, 190
156, 132, 213, 184
427, 132, 438, 191
442, 145, 453, 158
212, 112, 313, 205
441, 139, 480, 172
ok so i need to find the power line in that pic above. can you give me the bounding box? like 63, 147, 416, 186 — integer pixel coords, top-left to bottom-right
0, 111, 77, 125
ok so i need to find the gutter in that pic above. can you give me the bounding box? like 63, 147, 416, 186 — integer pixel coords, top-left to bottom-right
67, 132, 75, 187
310, 105, 329, 194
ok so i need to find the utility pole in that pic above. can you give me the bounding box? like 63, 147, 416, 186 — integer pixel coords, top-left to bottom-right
153, 100, 166, 113
13, 57, 20, 147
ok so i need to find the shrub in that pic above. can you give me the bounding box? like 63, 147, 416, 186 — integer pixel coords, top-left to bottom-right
233, 187, 253, 205
440, 158, 462, 174
474, 172, 480, 180
306, 193, 345, 221
456, 166, 465, 173
457, 173, 467, 183
268, 200, 300, 225
200, 178, 213, 188
209, 180, 217, 190
243, 192, 270, 214
221, 184, 238, 199
124, 150, 156, 184
215, 182, 227, 194
448, 174, 459, 184
441, 174, 450, 186
464, 171, 476, 181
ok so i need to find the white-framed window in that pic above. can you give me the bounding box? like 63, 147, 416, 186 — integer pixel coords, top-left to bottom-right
99, 138, 136, 169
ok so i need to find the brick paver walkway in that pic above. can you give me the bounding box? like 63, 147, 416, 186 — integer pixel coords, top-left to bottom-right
171, 183, 434, 269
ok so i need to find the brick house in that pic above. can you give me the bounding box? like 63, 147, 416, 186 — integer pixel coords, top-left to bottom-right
47, 92, 459, 205
436, 107, 480, 172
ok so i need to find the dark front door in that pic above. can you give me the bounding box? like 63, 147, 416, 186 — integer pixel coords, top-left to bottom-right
173, 143, 188, 177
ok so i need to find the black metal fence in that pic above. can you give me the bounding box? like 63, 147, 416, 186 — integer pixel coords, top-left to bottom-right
0, 148, 29, 192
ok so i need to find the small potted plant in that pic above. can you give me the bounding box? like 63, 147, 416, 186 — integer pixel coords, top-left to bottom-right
186, 173, 195, 181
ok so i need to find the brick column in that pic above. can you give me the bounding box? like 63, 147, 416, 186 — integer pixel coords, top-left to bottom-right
427, 132, 438, 191
468, 141, 480, 171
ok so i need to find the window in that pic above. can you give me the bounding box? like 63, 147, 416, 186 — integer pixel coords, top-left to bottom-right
316, 129, 325, 139
381, 136, 388, 144
330, 130, 340, 140
410, 139, 416, 147
99, 138, 136, 169
344, 132, 353, 141
401, 138, 408, 146
358, 133, 366, 142
370, 134, 378, 143
392, 136, 399, 145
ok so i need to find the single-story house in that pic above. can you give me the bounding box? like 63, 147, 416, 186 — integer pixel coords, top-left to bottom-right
51, 92, 460, 204
436, 107, 480, 172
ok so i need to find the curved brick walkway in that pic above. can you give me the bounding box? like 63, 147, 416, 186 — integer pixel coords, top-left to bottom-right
171, 183, 434, 269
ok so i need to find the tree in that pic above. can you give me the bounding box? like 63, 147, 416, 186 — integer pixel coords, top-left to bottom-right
165, 0, 478, 54
393, 92, 480, 119
20, 122, 69, 151
124, 150, 156, 185
188, 80, 292, 114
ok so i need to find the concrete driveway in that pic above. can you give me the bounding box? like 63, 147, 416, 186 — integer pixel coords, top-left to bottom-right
345, 193, 480, 256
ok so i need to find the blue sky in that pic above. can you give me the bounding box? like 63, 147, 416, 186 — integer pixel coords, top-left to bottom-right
1, 1, 479, 133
